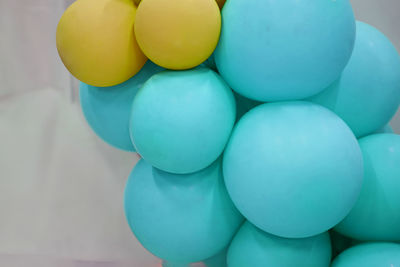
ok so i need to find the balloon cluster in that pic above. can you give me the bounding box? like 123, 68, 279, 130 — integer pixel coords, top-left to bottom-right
57, 0, 400, 266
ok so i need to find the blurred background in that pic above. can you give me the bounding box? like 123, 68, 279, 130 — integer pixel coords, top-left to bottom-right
0, 0, 399, 266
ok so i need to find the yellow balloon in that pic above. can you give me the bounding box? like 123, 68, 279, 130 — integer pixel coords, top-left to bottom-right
134, 0, 221, 70
56, 0, 147, 87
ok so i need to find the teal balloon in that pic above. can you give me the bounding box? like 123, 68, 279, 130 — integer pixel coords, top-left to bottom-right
332, 243, 400, 267
214, 0, 355, 101
130, 68, 236, 174
335, 134, 400, 241
330, 231, 358, 258
309, 21, 400, 137
233, 92, 261, 121
223, 102, 363, 238
163, 247, 228, 267
124, 159, 243, 263
80, 61, 163, 151
373, 124, 394, 134
227, 222, 331, 267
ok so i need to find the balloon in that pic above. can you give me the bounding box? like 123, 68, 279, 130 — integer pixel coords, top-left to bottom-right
134, 0, 221, 69
309, 21, 400, 137
124, 159, 243, 263
214, 0, 355, 101
56, 0, 147, 87
233, 92, 261, 121
223, 101, 363, 238
330, 231, 358, 258
227, 222, 331, 267
373, 124, 394, 134
80, 61, 163, 151
335, 134, 400, 241
162, 247, 228, 267
332, 243, 400, 267
130, 68, 236, 174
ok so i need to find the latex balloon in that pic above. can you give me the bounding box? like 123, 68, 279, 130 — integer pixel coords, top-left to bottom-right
330, 231, 358, 258
373, 124, 394, 134
163, 247, 228, 267
227, 222, 331, 267
214, 0, 355, 101
134, 0, 221, 69
130, 68, 236, 174
56, 0, 147, 87
233, 92, 261, 121
332, 243, 400, 267
223, 102, 363, 238
335, 134, 400, 241
80, 61, 163, 151
124, 159, 243, 263
309, 21, 400, 137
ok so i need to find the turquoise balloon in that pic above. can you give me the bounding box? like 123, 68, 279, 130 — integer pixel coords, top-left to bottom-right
309, 21, 400, 137
332, 243, 400, 267
130, 68, 236, 174
227, 222, 331, 267
80, 61, 163, 151
335, 134, 400, 241
163, 247, 228, 267
234, 92, 261, 121
214, 0, 355, 101
223, 102, 363, 238
124, 159, 243, 263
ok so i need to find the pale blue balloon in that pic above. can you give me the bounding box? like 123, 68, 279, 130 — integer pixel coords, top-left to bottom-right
80, 61, 163, 151
309, 21, 400, 137
223, 101, 363, 238
335, 134, 400, 241
332, 243, 400, 267
130, 68, 236, 174
124, 159, 243, 263
227, 222, 331, 267
215, 0, 355, 101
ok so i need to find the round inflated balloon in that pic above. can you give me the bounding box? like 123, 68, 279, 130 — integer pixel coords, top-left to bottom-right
130, 68, 236, 174
332, 243, 400, 267
330, 231, 358, 258
214, 0, 355, 101
335, 134, 400, 241
134, 0, 220, 70
223, 102, 363, 238
227, 222, 331, 267
163, 247, 227, 267
124, 159, 243, 263
309, 21, 400, 137
80, 61, 163, 151
56, 0, 147, 87
234, 92, 261, 121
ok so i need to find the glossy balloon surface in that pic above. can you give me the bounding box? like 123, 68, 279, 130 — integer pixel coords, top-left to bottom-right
134, 0, 220, 69
215, 0, 355, 101
310, 21, 400, 137
335, 134, 400, 241
80, 61, 163, 151
124, 159, 243, 262
332, 243, 400, 267
56, 0, 147, 86
223, 102, 363, 238
227, 222, 331, 267
130, 68, 236, 174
